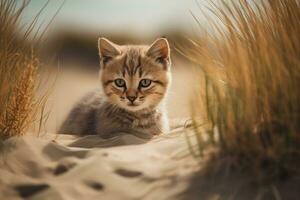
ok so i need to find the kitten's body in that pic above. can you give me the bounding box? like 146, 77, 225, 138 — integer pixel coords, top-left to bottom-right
59, 38, 171, 137
59, 90, 169, 136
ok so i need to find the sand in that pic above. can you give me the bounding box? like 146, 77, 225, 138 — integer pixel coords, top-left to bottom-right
0, 120, 202, 200
0, 58, 206, 199
2, 60, 298, 199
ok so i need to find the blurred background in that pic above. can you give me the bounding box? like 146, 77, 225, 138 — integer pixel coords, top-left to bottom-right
19, 0, 206, 133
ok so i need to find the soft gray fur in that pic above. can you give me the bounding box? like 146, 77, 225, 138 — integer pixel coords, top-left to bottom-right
59, 90, 168, 137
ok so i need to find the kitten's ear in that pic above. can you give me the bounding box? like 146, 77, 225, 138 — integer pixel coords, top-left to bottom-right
147, 38, 170, 63
98, 38, 121, 64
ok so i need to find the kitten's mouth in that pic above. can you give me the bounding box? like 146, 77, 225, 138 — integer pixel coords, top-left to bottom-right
127, 103, 139, 107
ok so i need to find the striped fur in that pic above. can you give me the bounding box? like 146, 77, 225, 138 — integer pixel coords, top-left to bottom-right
59, 38, 171, 137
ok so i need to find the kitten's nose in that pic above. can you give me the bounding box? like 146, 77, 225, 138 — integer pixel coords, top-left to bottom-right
127, 96, 137, 103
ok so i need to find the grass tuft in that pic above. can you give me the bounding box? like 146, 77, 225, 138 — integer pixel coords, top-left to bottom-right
184, 0, 300, 185
0, 0, 46, 140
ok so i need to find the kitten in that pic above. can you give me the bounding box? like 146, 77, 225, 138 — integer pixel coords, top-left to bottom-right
59, 38, 172, 137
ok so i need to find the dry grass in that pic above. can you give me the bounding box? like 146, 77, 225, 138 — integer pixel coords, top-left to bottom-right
0, 0, 46, 139
183, 0, 300, 186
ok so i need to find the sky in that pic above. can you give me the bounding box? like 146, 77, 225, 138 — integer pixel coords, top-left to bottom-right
18, 0, 210, 37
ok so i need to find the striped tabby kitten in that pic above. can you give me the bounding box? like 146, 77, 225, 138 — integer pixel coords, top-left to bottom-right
59, 38, 172, 137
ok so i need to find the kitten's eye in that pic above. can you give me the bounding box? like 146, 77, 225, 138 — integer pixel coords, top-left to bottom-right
139, 79, 152, 88
114, 79, 126, 87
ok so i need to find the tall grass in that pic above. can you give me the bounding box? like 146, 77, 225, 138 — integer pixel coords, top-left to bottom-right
0, 0, 45, 139
185, 0, 300, 184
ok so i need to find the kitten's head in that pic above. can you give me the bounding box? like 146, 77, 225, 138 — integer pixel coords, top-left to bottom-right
98, 38, 171, 112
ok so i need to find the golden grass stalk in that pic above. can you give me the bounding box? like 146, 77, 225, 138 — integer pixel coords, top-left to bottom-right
0, 0, 46, 140
184, 0, 300, 183
0, 55, 39, 139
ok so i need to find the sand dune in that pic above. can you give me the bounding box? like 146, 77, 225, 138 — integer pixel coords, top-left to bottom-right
0, 122, 201, 200
0, 58, 203, 199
